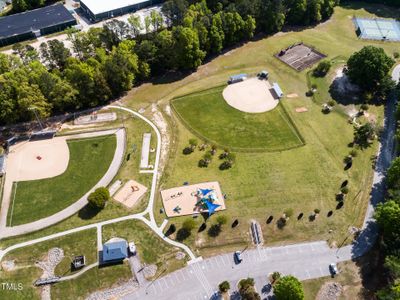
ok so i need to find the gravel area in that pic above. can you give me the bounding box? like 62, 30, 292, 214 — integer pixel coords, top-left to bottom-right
86, 279, 139, 300
143, 264, 157, 278
316, 282, 343, 300
151, 104, 170, 180
175, 252, 186, 260
35, 248, 64, 300
1, 260, 15, 271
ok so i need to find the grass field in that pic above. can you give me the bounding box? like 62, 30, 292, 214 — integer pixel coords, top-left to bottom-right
102, 219, 187, 278
172, 86, 304, 151
0, 229, 98, 300
8, 135, 116, 226
150, 2, 394, 256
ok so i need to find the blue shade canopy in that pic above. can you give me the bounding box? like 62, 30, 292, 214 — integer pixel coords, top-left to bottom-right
204, 200, 221, 216
199, 189, 213, 196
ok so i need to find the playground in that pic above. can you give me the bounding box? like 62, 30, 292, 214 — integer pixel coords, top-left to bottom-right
161, 182, 226, 217
114, 180, 147, 208
222, 78, 279, 113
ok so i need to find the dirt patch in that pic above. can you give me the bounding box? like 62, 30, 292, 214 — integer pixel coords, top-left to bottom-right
222, 78, 279, 113
151, 104, 170, 183
296, 107, 308, 113
287, 93, 299, 98
316, 282, 343, 300
1, 260, 15, 271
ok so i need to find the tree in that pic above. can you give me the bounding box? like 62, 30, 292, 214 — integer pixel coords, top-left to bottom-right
189, 138, 198, 150
375, 201, 400, 239
87, 187, 110, 209
274, 275, 305, 300
239, 278, 260, 300
354, 122, 376, 148
41, 40, 71, 70
128, 15, 144, 37
162, 0, 188, 26
271, 271, 281, 284
182, 218, 196, 231
219, 281, 230, 293
313, 60, 331, 77
387, 158, 400, 190
347, 46, 395, 92
172, 26, 205, 70
287, 0, 307, 25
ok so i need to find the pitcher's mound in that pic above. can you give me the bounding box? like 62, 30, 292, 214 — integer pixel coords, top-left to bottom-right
222, 78, 279, 113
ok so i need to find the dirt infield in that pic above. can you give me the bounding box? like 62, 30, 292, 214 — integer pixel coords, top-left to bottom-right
113, 180, 147, 208
7, 138, 70, 181
222, 78, 279, 113
275, 43, 326, 71
161, 182, 226, 217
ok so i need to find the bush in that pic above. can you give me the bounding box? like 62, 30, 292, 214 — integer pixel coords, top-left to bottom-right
198, 159, 208, 168
182, 218, 196, 231
341, 186, 349, 194
349, 149, 358, 157
271, 271, 281, 283
183, 147, 194, 155
284, 208, 294, 218
189, 138, 198, 149
327, 100, 336, 107
219, 161, 232, 170
313, 60, 331, 77
219, 281, 230, 293
360, 103, 369, 111
394, 52, 400, 59
87, 187, 109, 209
343, 155, 353, 164
208, 224, 222, 237
216, 215, 228, 225
314, 208, 320, 214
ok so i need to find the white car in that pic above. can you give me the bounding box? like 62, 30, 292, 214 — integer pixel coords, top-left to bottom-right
129, 242, 136, 255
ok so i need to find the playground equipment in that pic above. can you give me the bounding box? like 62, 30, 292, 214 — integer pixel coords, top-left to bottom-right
195, 188, 221, 216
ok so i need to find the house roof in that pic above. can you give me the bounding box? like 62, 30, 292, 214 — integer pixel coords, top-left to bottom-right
80, 0, 150, 15
102, 240, 128, 261
0, 4, 75, 40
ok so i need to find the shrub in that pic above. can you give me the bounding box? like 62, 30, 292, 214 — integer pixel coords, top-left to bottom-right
182, 218, 196, 231
183, 147, 194, 155
349, 149, 358, 157
208, 224, 221, 237
274, 275, 305, 300
311, 83, 317, 90
313, 60, 331, 77
327, 100, 336, 107
344, 155, 353, 164
314, 208, 320, 214
219, 281, 230, 293
87, 187, 109, 209
284, 208, 294, 218
360, 103, 369, 111
189, 138, 198, 149
394, 52, 400, 59
341, 186, 349, 194
271, 271, 281, 283
198, 159, 208, 168
219, 161, 232, 170
216, 214, 228, 225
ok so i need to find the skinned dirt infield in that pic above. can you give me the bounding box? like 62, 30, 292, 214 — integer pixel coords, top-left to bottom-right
161, 182, 226, 217
114, 180, 147, 208
222, 78, 279, 113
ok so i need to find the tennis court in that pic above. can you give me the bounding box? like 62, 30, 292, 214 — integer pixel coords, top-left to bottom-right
354, 17, 400, 41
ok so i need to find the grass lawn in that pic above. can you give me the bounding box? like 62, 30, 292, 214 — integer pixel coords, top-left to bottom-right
51, 262, 132, 300
7, 135, 116, 226
0, 229, 97, 300
151, 2, 395, 256
172, 86, 304, 151
0, 109, 156, 249
102, 219, 187, 278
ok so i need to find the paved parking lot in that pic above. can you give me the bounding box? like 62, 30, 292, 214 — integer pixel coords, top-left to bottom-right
123, 241, 339, 300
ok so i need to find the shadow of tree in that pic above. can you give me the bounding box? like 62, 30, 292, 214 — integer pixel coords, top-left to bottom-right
78, 204, 102, 220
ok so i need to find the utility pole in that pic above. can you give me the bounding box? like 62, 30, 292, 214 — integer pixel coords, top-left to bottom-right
29, 106, 44, 131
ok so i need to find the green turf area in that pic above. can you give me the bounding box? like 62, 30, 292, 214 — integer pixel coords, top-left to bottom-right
8, 135, 116, 226
102, 219, 187, 277
0, 229, 97, 300
172, 86, 303, 151
51, 262, 132, 300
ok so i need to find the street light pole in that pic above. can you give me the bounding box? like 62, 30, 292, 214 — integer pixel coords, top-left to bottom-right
29, 106, 44, 131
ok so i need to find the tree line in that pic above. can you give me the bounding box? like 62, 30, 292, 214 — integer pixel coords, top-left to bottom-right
11, 0, 54, 13
0, 0, 339, 125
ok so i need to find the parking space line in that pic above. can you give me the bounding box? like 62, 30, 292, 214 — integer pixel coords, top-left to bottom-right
161, 278, 168, 289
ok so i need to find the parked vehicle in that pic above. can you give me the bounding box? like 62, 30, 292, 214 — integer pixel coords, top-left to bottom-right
129, 242, 136, 255
234, 251, 243, 263
329, 263, 338, 276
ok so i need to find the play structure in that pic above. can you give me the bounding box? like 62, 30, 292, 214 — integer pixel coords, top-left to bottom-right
161, 182, 226, 217
114, 180, 147, 208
